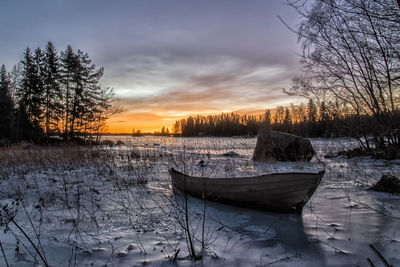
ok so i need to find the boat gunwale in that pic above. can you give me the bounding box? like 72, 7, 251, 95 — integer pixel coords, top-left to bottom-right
169, 167, 325, 181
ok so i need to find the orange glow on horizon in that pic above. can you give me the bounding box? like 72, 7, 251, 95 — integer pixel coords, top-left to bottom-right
105, 108, 267, 133
106, 112, 175, 133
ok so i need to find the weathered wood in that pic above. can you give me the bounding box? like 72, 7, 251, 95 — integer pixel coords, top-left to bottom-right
169, 167, 324, 214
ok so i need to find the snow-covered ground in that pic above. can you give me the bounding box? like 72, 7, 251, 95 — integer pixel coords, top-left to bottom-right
0, 137, 399, 266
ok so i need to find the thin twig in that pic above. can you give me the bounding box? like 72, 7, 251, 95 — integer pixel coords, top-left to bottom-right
21, 201, 48, 264
360, 203, 400, 220
10, 219, 49, 266
369, 244, 392, 267
0, 240, 10, 267
367, 258, 375, 267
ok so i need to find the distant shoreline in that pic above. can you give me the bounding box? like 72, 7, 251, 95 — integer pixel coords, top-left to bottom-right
101, 133, 257, 138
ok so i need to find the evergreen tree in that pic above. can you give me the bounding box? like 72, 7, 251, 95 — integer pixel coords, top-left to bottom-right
31, 47, 45, 128
273, 106, 285, 131
89, 85, 114, 138
60, 45, 111, 140
18, 48, 33, 119
43, 42, 62, 134
265, 109, 271, 131
5, 43, 116, 142
172, 121, 181, 134
76, 49, 107, 137
60, 45, 77, 138
0, 65, 14, 140
8, 64, 22, 103
318, 101, 330, 137
306, 99, 318, 137
319, 101, 329, 122
297, 103, 307, 136
17, 47, 44, 141
307, 99, 317, 124
283, 107, 292, 133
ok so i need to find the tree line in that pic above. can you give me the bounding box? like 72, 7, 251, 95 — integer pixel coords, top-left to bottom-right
0, 42, 115, 144
172, 112, 263, 137
171, 98, 394, 144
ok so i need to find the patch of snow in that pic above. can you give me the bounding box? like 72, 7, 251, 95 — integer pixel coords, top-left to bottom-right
0, 136, 399, 266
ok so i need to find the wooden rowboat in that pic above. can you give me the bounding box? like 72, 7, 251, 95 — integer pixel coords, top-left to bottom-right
169, 167, 325, 214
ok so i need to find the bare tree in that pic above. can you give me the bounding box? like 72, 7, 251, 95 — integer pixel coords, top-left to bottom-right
285, 0, 400, 146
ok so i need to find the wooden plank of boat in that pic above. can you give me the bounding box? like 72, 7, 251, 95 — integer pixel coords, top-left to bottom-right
169, 167, 325, 214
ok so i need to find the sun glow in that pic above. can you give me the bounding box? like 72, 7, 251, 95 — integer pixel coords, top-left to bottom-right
105, 108, 269, 133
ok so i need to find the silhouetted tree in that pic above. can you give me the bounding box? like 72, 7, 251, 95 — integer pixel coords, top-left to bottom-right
59, 45, 108, 140
317, 101, 329, 137
43, 42, 63, 135
265, 109, 272, 131
172, 120, 181, 134
32, 47, 46, 128
7, 43, 116, 143
306, 99, 317, 136
174, 103, 394, 139
283, 107, 292, 133
16, 47, 44, 141
176, 112, 265, 137
0, 65, 14, 140
307, 99, 317, 124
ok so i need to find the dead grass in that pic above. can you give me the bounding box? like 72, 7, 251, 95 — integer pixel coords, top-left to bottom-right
0, 145, 113, 173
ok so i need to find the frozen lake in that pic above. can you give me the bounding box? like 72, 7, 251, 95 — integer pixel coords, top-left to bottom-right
0, 136, 399, 266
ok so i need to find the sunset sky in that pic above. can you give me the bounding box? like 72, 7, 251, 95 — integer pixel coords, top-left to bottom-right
0, 0, 304, 133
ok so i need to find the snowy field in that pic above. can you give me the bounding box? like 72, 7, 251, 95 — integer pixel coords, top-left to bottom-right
0, 136, 399, 266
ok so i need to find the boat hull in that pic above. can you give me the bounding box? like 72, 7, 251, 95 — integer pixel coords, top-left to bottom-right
169, 168, 324, 214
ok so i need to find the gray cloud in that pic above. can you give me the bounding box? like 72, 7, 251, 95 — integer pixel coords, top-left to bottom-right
110, 51, 301, 115
0, 0, 303, 122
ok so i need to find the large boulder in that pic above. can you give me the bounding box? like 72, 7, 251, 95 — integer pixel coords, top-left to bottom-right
370, 174, 400, 194
252, 131, 315, 162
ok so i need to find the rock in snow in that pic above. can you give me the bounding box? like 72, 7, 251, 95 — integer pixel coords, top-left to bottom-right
222, 151, 241, 157
324, 152, 338, 159
252, 131, 315, 162
370, 174, 400, 194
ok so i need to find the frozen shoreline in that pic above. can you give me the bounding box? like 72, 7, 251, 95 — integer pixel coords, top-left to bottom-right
0, 137, 399, 266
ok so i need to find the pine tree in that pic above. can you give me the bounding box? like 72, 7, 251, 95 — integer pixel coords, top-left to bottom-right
60, 45, 77, 139
8, 64, 22, 103
265, 109, 271, 131
76, 49, 106, 137
43, 42, 62, 134
17, 47, 43, 141
15, 47, 48, 141
7, 43, 115, 142
0, 65, 14, 140
307, 99, 318, 137
307, 99, 317, 124
172, 121, 181, 134
283, 107, 292, 133
318, 101, 330, 137
31, 47, 45, 128
18, 48, 33, 118
60, 45, 111, 140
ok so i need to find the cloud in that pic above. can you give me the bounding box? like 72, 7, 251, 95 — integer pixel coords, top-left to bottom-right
0, 0, 304, 132
108, 52, 300, 116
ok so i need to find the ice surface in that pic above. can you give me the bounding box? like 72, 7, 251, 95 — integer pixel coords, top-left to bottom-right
0, 136, 399, 266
